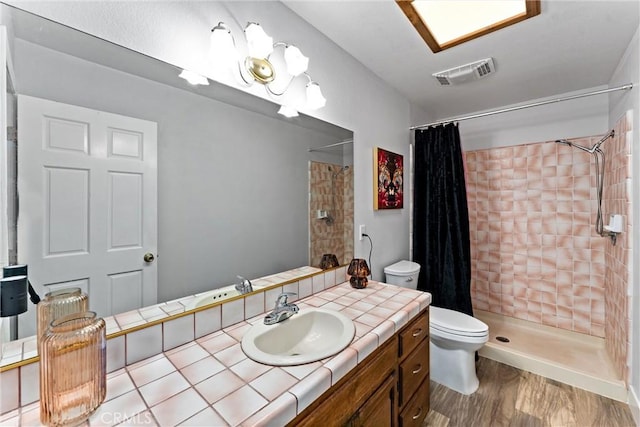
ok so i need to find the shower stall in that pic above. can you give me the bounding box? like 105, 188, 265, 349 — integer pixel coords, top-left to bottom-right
463, 113, 632, 401
309, 161, 354, 267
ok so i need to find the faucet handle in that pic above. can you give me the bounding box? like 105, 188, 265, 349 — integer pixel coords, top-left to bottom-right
234, 276, 253, 294
275, 292, 297, 307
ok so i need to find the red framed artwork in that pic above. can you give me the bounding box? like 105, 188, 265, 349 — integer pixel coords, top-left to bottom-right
374, 147, 403, 210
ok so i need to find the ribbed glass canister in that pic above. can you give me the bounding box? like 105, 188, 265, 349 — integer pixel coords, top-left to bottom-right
40, 311, 106, 427
37, 288, 88, 352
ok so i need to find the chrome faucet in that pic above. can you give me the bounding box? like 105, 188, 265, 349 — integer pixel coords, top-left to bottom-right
234, 276, 253, 294
264, 292, 299, 325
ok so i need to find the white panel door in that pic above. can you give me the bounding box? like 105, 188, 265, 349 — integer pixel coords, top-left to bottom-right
17, 95, 158, 337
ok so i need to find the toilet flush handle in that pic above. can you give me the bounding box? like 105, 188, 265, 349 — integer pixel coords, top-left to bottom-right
406, 277, 413, 282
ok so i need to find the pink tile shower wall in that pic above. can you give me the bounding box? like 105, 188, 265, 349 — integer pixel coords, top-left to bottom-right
309, 162, 353, 266
603, 113, 632, 383
465, 138, 607, 337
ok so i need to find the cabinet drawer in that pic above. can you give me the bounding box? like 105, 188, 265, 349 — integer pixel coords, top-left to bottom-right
399, 378, 430, 427
399, 309, 429, 360
398, 338, 429, 405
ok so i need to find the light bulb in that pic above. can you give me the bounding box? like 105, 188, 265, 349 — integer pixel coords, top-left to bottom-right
210, 22, 238, 63
306, 82, 326, 109
284, 45, 309, 76
278, 105, 299, 118
244, 22, 273, 59
179, 70, 209, 86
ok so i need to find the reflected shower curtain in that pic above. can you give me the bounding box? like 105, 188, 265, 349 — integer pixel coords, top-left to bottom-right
413, 123, 473, 316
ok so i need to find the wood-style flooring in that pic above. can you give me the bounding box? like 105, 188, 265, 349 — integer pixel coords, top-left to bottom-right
424, 357, 636, 427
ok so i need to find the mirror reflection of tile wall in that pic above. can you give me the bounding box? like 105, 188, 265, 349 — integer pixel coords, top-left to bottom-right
309, 162, 354, 267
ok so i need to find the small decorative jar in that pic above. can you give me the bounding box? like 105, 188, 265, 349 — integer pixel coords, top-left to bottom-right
40, 311, 106, 427
37, 288, 88, 352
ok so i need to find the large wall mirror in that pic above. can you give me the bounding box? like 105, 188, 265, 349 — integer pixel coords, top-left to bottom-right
1, 3, 354, 342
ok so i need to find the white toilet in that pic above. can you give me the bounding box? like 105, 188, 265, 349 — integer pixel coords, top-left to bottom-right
383, 260, 421, 289
429, 306, 488, 395
384, 260, 489, 395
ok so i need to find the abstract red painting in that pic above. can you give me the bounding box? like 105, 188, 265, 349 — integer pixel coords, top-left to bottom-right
374, 147, 403, 210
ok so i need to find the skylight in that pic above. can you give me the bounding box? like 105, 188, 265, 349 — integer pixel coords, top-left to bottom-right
397, 0, 541, 53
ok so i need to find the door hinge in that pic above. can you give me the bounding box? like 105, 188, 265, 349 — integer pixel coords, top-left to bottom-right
7, 126, 16, 143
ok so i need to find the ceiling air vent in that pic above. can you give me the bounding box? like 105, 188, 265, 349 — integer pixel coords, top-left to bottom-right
433, 58, 496, 86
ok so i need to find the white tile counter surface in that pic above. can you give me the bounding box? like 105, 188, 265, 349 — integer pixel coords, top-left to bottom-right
1, 281, 431, 427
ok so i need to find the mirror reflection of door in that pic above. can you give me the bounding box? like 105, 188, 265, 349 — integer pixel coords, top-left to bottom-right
17, 95, 158, 337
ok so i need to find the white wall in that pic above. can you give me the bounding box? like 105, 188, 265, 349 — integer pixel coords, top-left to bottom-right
6, 0, 413, 281
609, 26, 640, 422
442, 88, 610, 151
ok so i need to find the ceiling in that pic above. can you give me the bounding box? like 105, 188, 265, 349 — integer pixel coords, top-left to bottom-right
284, 1, 639, 123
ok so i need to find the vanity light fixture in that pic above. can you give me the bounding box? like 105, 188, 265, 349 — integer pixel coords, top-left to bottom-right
210, 21, 326, 116
179, 69, 209, 86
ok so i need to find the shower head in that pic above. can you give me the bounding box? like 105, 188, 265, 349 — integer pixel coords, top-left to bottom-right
594, 129, 615, 151
555, 130, 614, 154
555, 139, 593, 154
330, 165, 350, 177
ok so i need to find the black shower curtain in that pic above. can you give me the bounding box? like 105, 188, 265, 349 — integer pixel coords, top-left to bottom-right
413, 123, 473, 316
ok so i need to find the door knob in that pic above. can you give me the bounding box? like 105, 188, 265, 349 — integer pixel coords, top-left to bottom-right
143, 253, 155, 263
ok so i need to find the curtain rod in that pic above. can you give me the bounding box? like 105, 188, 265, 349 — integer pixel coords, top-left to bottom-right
308, 139, 353, 152
410, 83, 634, 130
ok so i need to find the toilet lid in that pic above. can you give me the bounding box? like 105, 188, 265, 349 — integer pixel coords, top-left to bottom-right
430, 306, 488, 336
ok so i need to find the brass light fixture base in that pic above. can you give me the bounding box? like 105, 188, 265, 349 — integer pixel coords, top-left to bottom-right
245, 57, 275, 84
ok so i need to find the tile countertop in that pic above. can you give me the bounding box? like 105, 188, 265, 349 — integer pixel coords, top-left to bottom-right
2, 281, 431, 427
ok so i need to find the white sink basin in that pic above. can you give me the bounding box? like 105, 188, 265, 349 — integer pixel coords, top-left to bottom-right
241, 308, 356, 366
186, 285, 243, 310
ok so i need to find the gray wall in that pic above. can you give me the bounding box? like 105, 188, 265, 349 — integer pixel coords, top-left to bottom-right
13, 39, 348, 302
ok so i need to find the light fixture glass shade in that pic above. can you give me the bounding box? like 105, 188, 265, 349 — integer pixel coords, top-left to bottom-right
179, 70, 209, 86
244, 22, 273, 59
210, 22, 238, 63
284, 45, 309, 76
306, 82, 326, 109
278, 105, 299, 118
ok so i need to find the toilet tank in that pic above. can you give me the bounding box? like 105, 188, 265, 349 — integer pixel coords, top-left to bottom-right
383, 260, 421, 289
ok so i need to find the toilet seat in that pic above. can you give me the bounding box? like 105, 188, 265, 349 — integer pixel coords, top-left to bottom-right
430, 306, 488, 337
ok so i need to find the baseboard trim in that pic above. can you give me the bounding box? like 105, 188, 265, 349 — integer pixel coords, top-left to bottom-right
629, 385, 640, 426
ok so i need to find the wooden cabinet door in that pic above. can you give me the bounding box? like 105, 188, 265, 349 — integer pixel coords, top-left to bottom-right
352, 375, 396, 427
